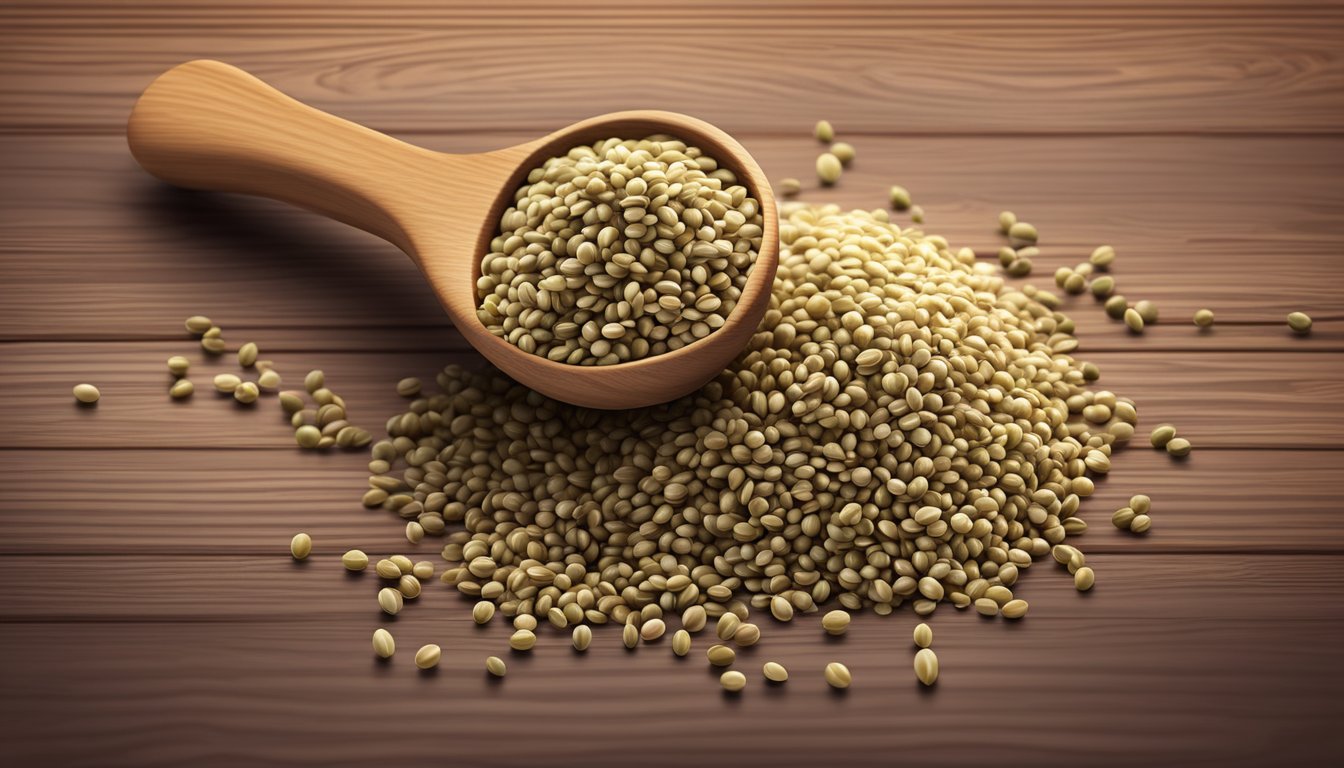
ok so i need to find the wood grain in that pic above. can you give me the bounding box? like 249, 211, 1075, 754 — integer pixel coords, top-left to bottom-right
3, 1, 1343, 134
2, 135, 1343, 344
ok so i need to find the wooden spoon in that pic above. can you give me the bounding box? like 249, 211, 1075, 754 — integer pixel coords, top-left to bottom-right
128, 60, 778, 409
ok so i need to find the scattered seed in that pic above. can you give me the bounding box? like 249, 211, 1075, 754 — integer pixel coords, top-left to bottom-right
910, 205, 924, 223
1089, 245, 1116, 269
672, 629, 691, 656
378, 587, 403, 615
1124, 307, 1145, 333
372, 628, 395, 658
1112, 507, 1137, 530
289, 532, 311, 560
279, 391, 305, 414
1074, 567, 1096, 591
1090, 275, 1115, 298
257, 368, 282, 390
779, 177, 801, 196
1105, 294, 1129, 319
201, 335, 226, 354
510, 629, 537, 651
233, 381, 259, 404
823, 611, 852, 636
830, 142, 855, 166
485, 655, 507, 677
913, 622, 933, 649
716, 613, 741, 641
414, 644, 440, 669
396, 377, 421, 397
237, 342, 258, 368
682, 605, 707, 633
889, 185, 912, 211
1135, 300, 1159, 324
824, 662, 851, 689
817, 153, 843, 185
734, 623, 761, 647
1194, 308, 1215, 328
1001, 599, 1030, 619
706, 644, 736, 667
640, 618, 667, 642
185, 316, 214, 334
398, 574, 421, 599
1288, 311, 1313, 334
1130, 514, 1153, 534
622, 623, 639, 649
914, 648, 939, 685
1008, 221, 1037, 247
294, 425, 321, 448
763, 661, 789, 683
998, 211, 1017, 234
213, 373, 241, 393
169, 379, 194, 399
71, 383, 101, 404
341, 549, 368, 571
375, 559, 402, 580
412, 561, 434, 580
304, 370, 324, 393
167, 356, 190, 376
1166, 437, 1192, 457
1150, 425, 1177, 448
721, 670, 747, 692
1130, 495, 1152, 514
472, 601, 495, 624
514, 614, 538, 631
814, 120, 834, 142
572, 625, 593, 651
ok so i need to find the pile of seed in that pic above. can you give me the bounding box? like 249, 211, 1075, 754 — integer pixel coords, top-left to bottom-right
366, 202, 1139, 647
475, 136, 764, 365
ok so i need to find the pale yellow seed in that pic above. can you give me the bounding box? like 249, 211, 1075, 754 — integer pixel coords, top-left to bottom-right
914, 648, 939, 685
913, 622, 933, 649
304, 370, 324, 393
622, 623, 639, 649
213, 373, 241, 393
640, 618, 667, 642
671, 629, 691, 656
822, 609, 851, 636
396, 377, 421, 397
167, 356, 190, 376
1075, 567, 1096, 591
1135, 300, 1159, 324
1131, 514, 1153, 533
257, 368, 282, 390
1001, 599, 1029, 619
1130, 494, 1152, 514
201, 336, 226, 354
294, 425, 321, 448
169, 379, 194, 399
830, 141, 856, 166
720, 670, 747, 692
770, 594, 794, 621
1089, 245, 1116, 269
486, 655, 506, 677
706, 644, 736, 666
1124, 307, 1144, 333
998, 210, 1016, 233
397, 574, 421, 599
1288, 311, 1312, 334
824, 662, 851, 689
716, 613, 741, 641
279, 391, 305, 414
779, 177, 801, 197
289, 532, 311, 560
1150, 424, 1177, 448
372, 628, 395, 659
816, 153, 843, 185
341, 549, 368, 571
375, 559, 402, 580
412, 561, 434, 580
378, 587, 403, 615
233, 381, 259, 404
682, 605, 707, 633
1194, 308, 1215, 327
414, 644, 440, 669
185, 315, 213, 335
509, 629, 537, 651
472, 601, 495, 624
572, 625, 593, 651
910, 205, 925, 223
237, 342, 258, 368
889, 185, 912, 211
1008, 221, 1037, 246
1166, 437, 1192, 457
763, 661, 789, 683
513, 614, 537, 631
814, 119, 834, 142
733, 623, 761, 647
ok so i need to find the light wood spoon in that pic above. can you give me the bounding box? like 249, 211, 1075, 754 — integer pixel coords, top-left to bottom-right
128, 60, 778, 409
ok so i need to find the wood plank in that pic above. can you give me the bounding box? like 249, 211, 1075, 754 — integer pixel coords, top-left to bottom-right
0, 610, 1339, 767
3, 340, 1342, 449
2, 553, 1337, 621
2, 135, 1342, 346
1, 447, 1340, 555
3, 2, 1343, 134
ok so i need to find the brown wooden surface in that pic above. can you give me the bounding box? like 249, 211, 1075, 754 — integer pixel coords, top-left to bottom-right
2, 2, 1343, 766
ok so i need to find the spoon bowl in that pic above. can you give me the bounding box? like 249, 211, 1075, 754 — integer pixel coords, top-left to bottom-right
128, 60, 778, 409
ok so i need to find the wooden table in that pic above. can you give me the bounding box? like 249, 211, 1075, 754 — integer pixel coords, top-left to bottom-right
3, 2, 1343, 765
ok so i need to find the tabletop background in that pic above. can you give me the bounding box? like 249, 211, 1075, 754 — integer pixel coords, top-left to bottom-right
2, 1, 1343, 765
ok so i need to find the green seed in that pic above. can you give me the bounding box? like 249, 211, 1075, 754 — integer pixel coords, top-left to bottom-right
1288, 311, 1312, 334
1074, 567, 1096, 591
1063, 272, 1087, 295
914, 647, 939, 685
706, 644, 736, 666
1105, 294, 1129, 319
998, 211, 1017, 234
304, 370, 324, 393
1135, 300, 1158, 324
167, 356, 190, 376
1166, 437, 1192, 457
1194, 308, 1215, 327
1007, 221, 1037, 247
830, 142, 855, 166
889, 185, 912, 211
720, 670, 747, 692
372, 628, 395, 659
396, 377, 421, 397
1112, 507, 1136, 529
486, 655, 507, 677
672, 629, 691, 656
913, 622, 933, 649
279, 391, 305, 414
1124, 307, 1144, 333
169, 379, 194, 399
185, 316, 214, 335
1130, 514, 1153, 534
824, 662, 851, 689
816, 153, 843, 185
414, 644, 440, 669
1001, 599, 1029, 619
341, 549, 368, 571
378, 588, 403, 615
779, 178, 801, 197
295, 425, 321, 448
1089, 245, 1116, 269
1090, 275, 1115, 298
572, 625, 593, 651
763, 661, 789, 682
237, 342, 258, 368
289, 532, 311, 560
822, 609, 851, 636
1130, 494, 1152, 514
1006, 258, 1033, 277
233, 381, 259, 404
1000, 247, 1019, 268
910, 205, 925, 224
1150, 424, 1177, 448
814, 120, 834, 142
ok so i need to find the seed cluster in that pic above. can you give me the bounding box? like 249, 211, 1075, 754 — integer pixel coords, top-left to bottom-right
476, 136, 763, 366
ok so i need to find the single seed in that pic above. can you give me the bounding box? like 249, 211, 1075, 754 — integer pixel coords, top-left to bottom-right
257, 368, 282, 390
378, 588, 403, 615
513, 613, 538, 631
817, 153, 843, 185
341, 549, 368, 571
1063, 272, 1087, 295
1112, 507, 1137, 530
1287, 311, 1313, 334
486, 655, 507, 677
910, 205, 925, 223
622, 623, 639, 649
763, 661, 789, 683
887, 185, 913, 211
185, 315, 213, 334
279, 391, 305, 414
1105, 294, 1129, 319
472, 601, 495, 624
1089, 245, 1116, 269
1130, 494, 1152, 514
1130, 514, 1153, 534
167, 356, 190, 376
289, 532, 311, 560
672, 629, 691, 656
233, 381, 259, 404
1006, 257, 1032, 277
682, 605, 707, 633
237, 342, 258, 368
913, 622, 933, 649
1090, 275, 1115, 298
706, 644, 736, 666
824, 662, 851, 689
405, 521, 423, 543
372, 628, 395, 659
779, 177, 801, 197
397, 574, 421, 599
716, 613, 741, 641
733, 623, 761, 647
1074, 566, 1096, 591
998, 211, 1017, 234
720, 670, 747, 692
295, 425, 321, 448
572, 625, 593, 651
510, 629, 537, 651
914, 648, 939, 685
1135, 300, 1159, 324
814, 120, 834, 142
1007, 221, 1037, 247
201, 336, 226, 354
770, 595, 794, 622
396, 377, 421, 397
1150, 425, 1177, 448
830, 142, 856, 166
375, 559, 402, 580
1124, 307, 1144, 333
1194, 308, 1215, 327
169, 379, 194, 399
1001, 599, 1030, 619
304, 370, 324, 393
640, 618, 667, 642
414, 644, 440, 669
213, 373, 241, 393
412, 561, 434, 580
822, 610, 851, 636
1166, 437, 1192, 457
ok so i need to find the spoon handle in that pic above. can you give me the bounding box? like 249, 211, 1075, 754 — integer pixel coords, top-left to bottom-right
128, 59, 431, 251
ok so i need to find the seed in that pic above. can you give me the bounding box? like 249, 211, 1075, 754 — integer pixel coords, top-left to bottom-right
414, 644, 440, 669
889, 185, 912, 211
817, 153, 843, 185
372, 628, 395, 659
706, 644, 736, 666
1166, 437, 1192, 457
1074, 567, 1096, 591
913, 622, 933, 649
1135, 300, 1159, 324
413, 561, 434, 580
1112, 507, 1136, 529
640, 618, 667, 642
185, 316, 213, 334
237, 342, 258, 368
391, 554, 414, 574
914, 648, 939, 685
910, 205, 924, 223
1089, 275, 1115, 298
233, 381, 259, 404
814, 120, 834, 142
396, 377, 421, 397
1130, 494, 1152, 514
1150, 425, 1177, 448
823, 662, 851, 689
1001, 247, 1019, 268
257, 368, 282, 390
304, 370, 324, 393
622, 623, 639, 649
201, 336, 226, 354
279, 391, 305, 414
682, 605, 707, 633
1130, 514, 1153, 534
822, 611, 852, 636
716, 613, 741, 641
1063, 272, 1087, 295
377, 588, 403, 615
1007, 221, 1037, 247
472, 601, 495, 624
830, 142, 856, 166
510, 629, 537, 651
998, 211, 1016, 234
672, 629, 691, 656
1089, 245, 1116, 269
763, 661, 789, 683
374, 559, 401, 580
169, 379, 194, 399
289, 532, 312, 560
213, 373, 241, 393
167, 356, 190, 376
1124, 307, 1144, 333
294, 425, 321, 448
779, 177, 801, 196
1194, 308, 1215, 327
398, 574, 421, 599
70, 382, 101, 404
513, 614, 538, 631
405, 521, 423, 543
1105, 294, 1129, 319
734, 623, 761, 647
1288, 311, 1313, 334
1001, 599, 1029, 619
572, 625, 593, 651
486, 655, 507, 677
770, 595, 794, 622
1006, 257, 1032, 277
341, 549, 368, 571
720, 670, 747, 692
974, 598, 999, 616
